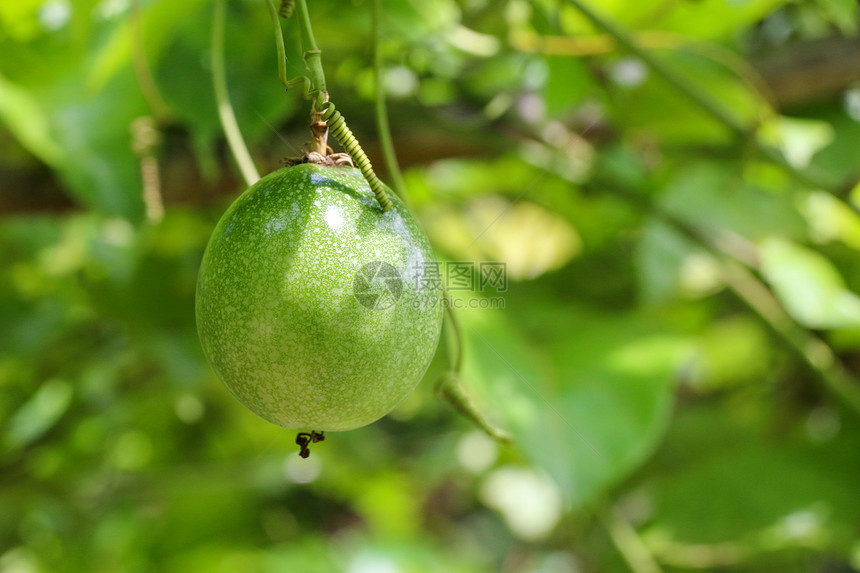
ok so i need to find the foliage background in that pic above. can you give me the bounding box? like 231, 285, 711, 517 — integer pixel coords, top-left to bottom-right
2, 0, 860, 571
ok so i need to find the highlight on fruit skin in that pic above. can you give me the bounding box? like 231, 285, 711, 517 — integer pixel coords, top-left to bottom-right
195, 163, 444, 432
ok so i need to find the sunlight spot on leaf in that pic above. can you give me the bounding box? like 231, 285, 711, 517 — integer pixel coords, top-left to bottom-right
39, 0, 70, 31
456, 430, 498, 474
480, 466, 563, 541
448, 25, 500, 57
759, 116, 834, 169
347, 552, 399, 573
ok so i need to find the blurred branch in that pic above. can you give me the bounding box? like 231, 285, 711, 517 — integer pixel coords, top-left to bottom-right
597, 505, 664, 573
608, 185, 860, 415
652, 539, 749, 569
561, 0, 744, 133
560, 0, 845, 196
212, 0, 260, 186
129, 0, 168, 221
513, 30, 778, 122
753, 35, 860, 109
373, 0, 408, 201
131, 116, 164, 223
721, 261, 860, 414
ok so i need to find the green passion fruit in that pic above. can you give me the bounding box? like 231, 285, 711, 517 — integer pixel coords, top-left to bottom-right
196, 163, 444, 431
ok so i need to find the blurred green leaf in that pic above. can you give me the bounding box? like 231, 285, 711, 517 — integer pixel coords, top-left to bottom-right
648, 446, 860, 545
636, 220, 709, 304
759, 115, 835, 170
460, 305, 690, 508
816, 0, 859, 33
759, 237, 860, 329
0, 73, 64, 164
558, 0, 790, 40
802, 191, 860, 251
543, 56, 591, 117
646, 405, 860, 550
607, 51, 761, 144
6, 379, 72, 450
659, 163, 808, 240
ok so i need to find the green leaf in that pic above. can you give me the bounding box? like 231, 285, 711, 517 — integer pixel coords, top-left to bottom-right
646, 405, 860, 548
543, 56, 591, 116
653, 0, 791, 40
48, 71, 148, 221
6, 379, 73, 450
759, 116, 835, 169
802, 191, 860, 251
608, 51, 762, 144
759, 237, 860, 329
459, 305, 690, 507
636, 220, 711, 304
0, 73, 64, 165
648, 446, 860, 545
816, 0, 859, 34
559, 0, 791, 40
659, 163, 808, 241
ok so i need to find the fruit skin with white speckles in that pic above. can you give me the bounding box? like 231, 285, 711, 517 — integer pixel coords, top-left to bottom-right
196, 163, 443, 431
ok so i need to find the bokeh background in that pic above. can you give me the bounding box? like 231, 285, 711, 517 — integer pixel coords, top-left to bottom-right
3, 0, 860, 571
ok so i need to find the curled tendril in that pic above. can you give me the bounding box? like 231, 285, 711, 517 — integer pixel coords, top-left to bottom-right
278, 0, 294, 19
316, 98, 392, 212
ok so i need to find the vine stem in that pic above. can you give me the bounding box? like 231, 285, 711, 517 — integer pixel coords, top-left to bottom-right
597, 505, 664, 573
130, 0, 171, 121
561, 0, 839, 194
263, 0, 288, 87
444, 297, 463, 373
434, 288, 511, 444
607, 183, 860, 416
719, 260, 860, 415
372, 0, 408, 201
129, 0, 167, 223
212, 0, 260, 186
365, 0, 501, 438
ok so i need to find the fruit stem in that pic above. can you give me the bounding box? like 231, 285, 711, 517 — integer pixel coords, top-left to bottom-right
294, 0, 331, 157
287, 0, 393, 211
310, 91, 330, 156
294, 0, 327, 96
